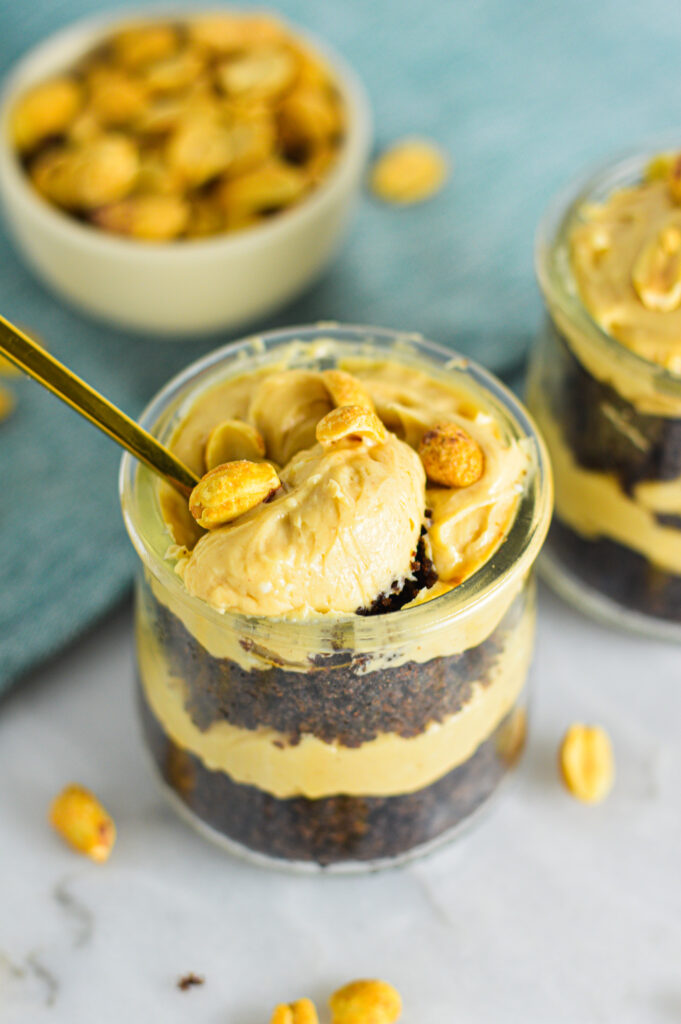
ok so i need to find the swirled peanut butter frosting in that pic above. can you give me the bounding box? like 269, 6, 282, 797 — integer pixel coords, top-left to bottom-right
571, 154, 681, 374
160, 355, 530, 616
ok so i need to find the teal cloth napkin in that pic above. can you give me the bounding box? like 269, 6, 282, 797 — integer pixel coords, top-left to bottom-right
2, 0, 681, 692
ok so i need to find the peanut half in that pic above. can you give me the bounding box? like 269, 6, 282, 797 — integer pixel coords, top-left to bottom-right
270, 997, 319, 1024
0, 385, 15, 423
204, 419, 266, 471
418, 422, 484, 487
371, 138, 448, 205
189, 459, 280, 529
632, 218, 681, 312
330, 980, 402, 1024
49, 784, 116, 862
321, 369, 374, 411
316, 405, 387, 448
559, 724, 615, 804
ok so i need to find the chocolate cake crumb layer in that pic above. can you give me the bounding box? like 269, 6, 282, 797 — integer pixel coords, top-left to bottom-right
139, 685, 526, 865
546, 322, 681, 489
357, 535, 439, 615
148, 583, 525, 746
550, 518, 681, 622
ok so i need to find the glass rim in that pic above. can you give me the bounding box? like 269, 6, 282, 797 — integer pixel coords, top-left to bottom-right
534, 135, 681, 398
119, 322, 552, 645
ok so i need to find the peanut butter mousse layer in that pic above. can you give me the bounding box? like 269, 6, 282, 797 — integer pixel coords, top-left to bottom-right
138, 353, 534, 864
528, 154, 681, 624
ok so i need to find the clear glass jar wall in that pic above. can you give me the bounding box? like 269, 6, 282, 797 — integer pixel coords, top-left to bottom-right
528, 148, 681, 638
122, 326, 552, 869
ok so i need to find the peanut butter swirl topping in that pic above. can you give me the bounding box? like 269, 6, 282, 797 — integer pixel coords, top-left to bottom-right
161, 357, 530, 617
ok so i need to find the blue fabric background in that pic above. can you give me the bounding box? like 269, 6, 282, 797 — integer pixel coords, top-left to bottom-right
2, 0, 681, 691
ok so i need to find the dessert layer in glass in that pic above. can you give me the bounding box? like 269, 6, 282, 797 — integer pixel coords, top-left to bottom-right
122, 326, 551, 867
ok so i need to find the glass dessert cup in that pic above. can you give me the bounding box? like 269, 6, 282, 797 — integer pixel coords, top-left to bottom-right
528, 144, 681, 640
120, 325, 552, 871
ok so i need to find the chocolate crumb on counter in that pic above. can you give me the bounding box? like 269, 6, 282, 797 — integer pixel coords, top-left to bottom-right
178, 973, 204, 991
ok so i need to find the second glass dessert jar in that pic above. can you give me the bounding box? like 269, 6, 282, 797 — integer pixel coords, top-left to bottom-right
121, 325, 552, 871
528, 144, 681, 639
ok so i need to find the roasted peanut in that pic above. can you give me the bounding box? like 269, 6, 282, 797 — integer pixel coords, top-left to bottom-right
559, 724, 615, 804
111, 23, 179, 69
645, 151, 676, 182
0, 354, 21, 377
185, 196, 225, 238
11, 77, 82, 152
270, 997, 319, 1024
226, 106, 276, 176
217, 47, 296, 100
144, 48, 206, 94
321, 369, 374, 411
0, 385, 15, 422
279, 86, 343, 152
316, 405, 387, 447
49, 784, 116, 862
419, 422, 484, 487
33, 134, 139, 210
669, 155, 681, 203
633, 217, 681, 311
189, 12, 286, 54
204, 419, 266, 470
371, 138, 448, 205
189, 459, 280, 528
92, 194, 189, 241
218, 158, 308, 224
166, 114, 234, 187
329, 980, 402, 1024
87, 68, 148, 126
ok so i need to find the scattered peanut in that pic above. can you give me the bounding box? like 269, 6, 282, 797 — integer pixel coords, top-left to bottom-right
49, 784, 116, 862
0, 355, 20, 377
644, 151, 676, 183
559, 724, 615, 804
419, 422, 484, 487
270, 997, 319, 1024
11, 14, 345, 241
189, 459, 280, 529
329, 980, 402, 1024
669, 155, 681, 203
632, 217, 681, 312
321, 369, 375, 411
371, 138, 448, 205
0, 385, 15, 423
204, 419, 266, 470
316, 405, 387, 447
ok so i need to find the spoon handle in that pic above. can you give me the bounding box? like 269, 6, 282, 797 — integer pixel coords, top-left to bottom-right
0, 315, 199, 497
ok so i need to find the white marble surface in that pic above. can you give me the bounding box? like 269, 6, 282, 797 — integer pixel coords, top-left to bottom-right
1, 584, 680, 1024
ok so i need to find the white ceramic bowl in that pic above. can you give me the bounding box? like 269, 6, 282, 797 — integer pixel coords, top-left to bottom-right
0, 10, 371, 336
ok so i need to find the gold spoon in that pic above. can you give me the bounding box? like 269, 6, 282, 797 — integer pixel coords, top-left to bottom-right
0, 314, 199, 497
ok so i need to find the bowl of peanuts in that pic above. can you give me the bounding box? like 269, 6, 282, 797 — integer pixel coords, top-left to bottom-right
0, 10, 371, 335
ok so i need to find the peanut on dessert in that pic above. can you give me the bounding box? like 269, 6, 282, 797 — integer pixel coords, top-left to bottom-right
11, 13, 346, 241
559, 724, 615, 804
49, 784, 116, 862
